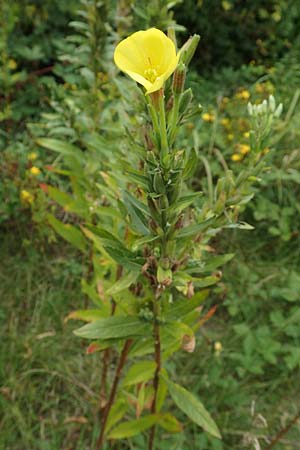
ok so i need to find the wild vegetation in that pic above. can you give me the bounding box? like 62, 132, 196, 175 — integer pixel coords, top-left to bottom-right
1, 1, 300, 449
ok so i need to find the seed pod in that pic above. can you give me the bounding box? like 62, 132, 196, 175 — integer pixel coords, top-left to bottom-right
172, 63, 186, 94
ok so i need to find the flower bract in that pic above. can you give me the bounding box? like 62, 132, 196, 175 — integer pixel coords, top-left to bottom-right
114, 28, 179, 94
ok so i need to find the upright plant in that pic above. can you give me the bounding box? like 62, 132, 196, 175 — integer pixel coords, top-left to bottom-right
39, 27, 282, 449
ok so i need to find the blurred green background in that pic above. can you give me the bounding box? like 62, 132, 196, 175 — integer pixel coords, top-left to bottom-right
1, 1, 300, 449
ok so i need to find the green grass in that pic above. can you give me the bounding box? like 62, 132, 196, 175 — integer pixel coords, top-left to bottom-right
0, 233, 105, 450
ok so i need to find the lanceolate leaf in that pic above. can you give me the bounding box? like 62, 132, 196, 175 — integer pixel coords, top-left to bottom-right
106, 271, 139, 295
36, 138, 84, 161
64, 309, 110, 323
105, 398, 128, 434
47, 214, 87, 252
74, 316, 150, 340
107, 415, 158, 439
122, 361, 156, 387
165, 379, 221, 439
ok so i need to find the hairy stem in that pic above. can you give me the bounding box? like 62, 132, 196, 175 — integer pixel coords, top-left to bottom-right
148, 298, 161, 450
95, 339, 132, 450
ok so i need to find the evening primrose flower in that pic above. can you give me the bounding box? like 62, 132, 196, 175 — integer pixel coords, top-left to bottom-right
202, 112, 215, 122
114, 28, 179, 94
8, 59, 17, 70
231, 153, 243, 162
28, 152, 38, 161
236, 89, 250, 101
20, 190, 34, 205
237, 144, 250, 155
30, 166, 41, 176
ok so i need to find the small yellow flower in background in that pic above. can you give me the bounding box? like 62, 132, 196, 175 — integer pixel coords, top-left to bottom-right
220, 118, 230, 127
238, 144, 250, 155
236, 89, 250, 101
7, 59, 17, 70
243, 131, 250, 139
214, 341, 223, 356
114, 28, 179, 94
202, 112, 215, 122
227, 133, 234, 141
30, 166, 41, 176
231, 153, 243, 162
28, 152, 38, 161
20, 190, 34, 205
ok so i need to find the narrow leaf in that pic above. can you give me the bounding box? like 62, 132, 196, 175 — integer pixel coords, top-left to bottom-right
165, 379, 221, 439
74, 316, 150, 340
122, 361, 156, 387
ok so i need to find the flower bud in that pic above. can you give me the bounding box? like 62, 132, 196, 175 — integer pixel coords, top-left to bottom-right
274, 103, 283, 118
179, 34, 200, 66
179, 88, 193, 115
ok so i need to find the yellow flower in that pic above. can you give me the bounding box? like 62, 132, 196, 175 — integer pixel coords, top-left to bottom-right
243, 131, 250, 139
227, 133, 234, 141
27, 152, 38, 161
214, 341, 223, 352
220, 118, 230, 127
231, 153, 242, 162
202, 113, 215, 122
8, 59, 17, 70
30, 166, 41, 176
238, 144, 250, 155
20, 190, 34, 205
236, 89, 250, 101
114, 28, 179, 94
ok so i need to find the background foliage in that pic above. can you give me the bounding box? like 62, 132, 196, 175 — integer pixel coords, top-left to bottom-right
1, 1, 300, 449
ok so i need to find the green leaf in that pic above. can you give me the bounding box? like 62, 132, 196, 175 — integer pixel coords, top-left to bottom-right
36, 138, 83, 161
65, 309, 109, 323
166, 291, 209, 321
202, 254, 235, 272
165, 379, 221, 439
122, 191, 150, 235
105, 397, 128, 434
176, 217, 215, 238
122, 361, 156, 387
168, 193, 202, 214
158, 413, 183, 433
47, 214, 87, 252
106, 271, 139, 295
107, 415, 158, 439
74, 316, 150, 340
47, 186, 88, 216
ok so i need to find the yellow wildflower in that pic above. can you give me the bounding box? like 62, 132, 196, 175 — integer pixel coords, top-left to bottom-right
20, 190, 34, 205
236, 89, 250, 101
7, 59, 17, 70
238, 144, 250, 155
27, 152, 38, 161
231, 153, 242, 162
30, 166, 41, 176
202, 113, 215, 122
114, 28, 179, 94
220, 118, 230, 127
243, 131, 250, 139
214, 341, 223, 352
227, 133, 234, 141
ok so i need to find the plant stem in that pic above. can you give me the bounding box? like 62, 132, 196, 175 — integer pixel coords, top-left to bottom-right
148, 297, 162, 450
95, 339, 132, 450
158, 92, 168, 160
168, 93, 180, 144
264, 411, 300, 450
